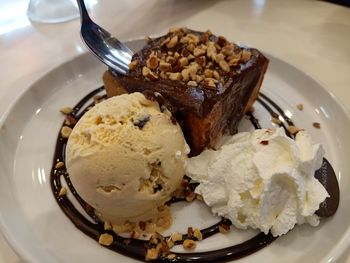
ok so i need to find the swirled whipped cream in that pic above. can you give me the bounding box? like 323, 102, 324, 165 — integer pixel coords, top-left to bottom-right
186, 128, 329, 237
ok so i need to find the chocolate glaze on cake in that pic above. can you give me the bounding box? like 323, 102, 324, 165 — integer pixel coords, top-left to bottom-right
103, 28, 269, 155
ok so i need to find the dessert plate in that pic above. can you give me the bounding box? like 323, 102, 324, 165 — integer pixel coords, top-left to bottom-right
0, 39, 350, 263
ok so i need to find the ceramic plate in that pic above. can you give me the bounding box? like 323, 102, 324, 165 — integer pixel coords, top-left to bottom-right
0, 39, 349, 263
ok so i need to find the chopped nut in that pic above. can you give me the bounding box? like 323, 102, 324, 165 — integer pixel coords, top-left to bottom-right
221, 45, 234, 56
288, 125, 301, 135
187, 227, 194, 238
193, 47, 206, 57
228, 56, 240, 66
65, 115, 77, 125
214, 53, 225, 63
167, 254, 176, 260
196, 75, 204, 83
203, 78, 216, 88
187, 80, 198, 86
241, 50, 252, 63
166, 35, 178, 48
104, 221, 112, 230
167, 72, 182, 81
55, 161, 64, 169
98, 233, 113, 246
159, 62, 172, 72
59, 107, 73, 115
146, 55, 159, 69
213, 70, 220, 80
128, 60, 139, 70
313, 122, 321, 129
61, 126, 72, 138
207, 42, 217, 59
58, 186, 67, 197
142, 66, 158, 81
271, 117, 282, 125
181, 48, 190, 57
179, 57, 189, 67
218, 224, 231, 233
161, 37, 170, 47
174, 52, 180, 59
145, 36, 153, 44
180, 33, 199, 45
193, 228, 203, 241
145, 248, 158, 261
166, 56, 176, 65
217, 36, 228, 46
296, 104, 304, 111
219, 60, 230, 72
195, 56, 206, 67
186, 191, 196, 202
188, 64, 199, 80
167, 239, 174, 249
187, 43, 196, 52
204, 69, 213, 78
183, 239, 196, 250
170, 232, 183, 242
181, 68, 190, 82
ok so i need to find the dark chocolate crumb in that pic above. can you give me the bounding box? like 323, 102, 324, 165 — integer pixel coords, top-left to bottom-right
139, 221, 146, 231
133, 115, 150, 129
260, 140, 269, 145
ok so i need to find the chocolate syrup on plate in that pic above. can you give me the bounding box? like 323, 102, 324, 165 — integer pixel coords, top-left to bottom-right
50, 87, 339, 262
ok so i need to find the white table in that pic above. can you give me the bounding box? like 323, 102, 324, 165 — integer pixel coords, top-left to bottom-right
0, 0, 349, 262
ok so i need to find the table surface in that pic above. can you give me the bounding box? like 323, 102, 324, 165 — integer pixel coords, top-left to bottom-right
0, 0, 349, 262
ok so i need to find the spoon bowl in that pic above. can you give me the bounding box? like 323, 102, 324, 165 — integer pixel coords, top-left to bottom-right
76, 0, 133, 74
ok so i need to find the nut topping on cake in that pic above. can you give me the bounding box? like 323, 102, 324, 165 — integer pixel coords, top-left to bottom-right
127, 27, 256, 89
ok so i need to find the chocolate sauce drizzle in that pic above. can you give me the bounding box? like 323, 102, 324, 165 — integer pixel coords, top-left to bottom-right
50, 87, 338, 262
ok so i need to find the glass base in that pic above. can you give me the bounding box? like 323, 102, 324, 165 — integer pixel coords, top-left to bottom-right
27, 0, 80, 24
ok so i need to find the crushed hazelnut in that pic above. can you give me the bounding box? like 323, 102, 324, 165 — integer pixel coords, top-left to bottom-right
183, 239, 196, 250
104, 221, 112, 230
170, 232, 183, 242
218, 224, 231, 233
217, 36, 228, 46
167, 72, 182, 81
161, 37, 170, 47
181, 68, 190, 82
58, 186, 67, 197
166, 35, 178, 48
193, 228, 203, 241
159, 62, 172, 72
296, 104, 304, 111
55, 161, 65, 169
204, 69, 213, 78
203, 78, 216, 88
142, 66, 158, 81
61, 126, 72, 138
146, 55, 159, 70
179, 57, 189, 67
193, 47, 206, 57
185, 191, 196, 202
271, 117, 282, 125
65, 115, 77, 125
313, 122, 321, 129
187, 80, 198, 86
128, 60, 139, 70
145, 248, 158, 261
167, 254, 176, 260
98, 233, 113, 246
288, 125, 301, 135
59, 107, 73, 115
167, 239, 174, 249
241, 50, 252, 63
219, 60, 230, 72
195, 56, 206, 67
213, 70, 220, 80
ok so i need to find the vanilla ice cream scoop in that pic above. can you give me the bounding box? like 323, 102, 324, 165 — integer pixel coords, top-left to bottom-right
186, 128, 329, 237
66, 92, 188, 226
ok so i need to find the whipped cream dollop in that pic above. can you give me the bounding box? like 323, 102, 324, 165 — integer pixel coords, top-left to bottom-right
186, 128, 329, 237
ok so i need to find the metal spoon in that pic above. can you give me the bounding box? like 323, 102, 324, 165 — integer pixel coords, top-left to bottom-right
76, 0, 133, 74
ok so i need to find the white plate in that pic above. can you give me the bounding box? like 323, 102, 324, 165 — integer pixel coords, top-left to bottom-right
1, 39, 350, 263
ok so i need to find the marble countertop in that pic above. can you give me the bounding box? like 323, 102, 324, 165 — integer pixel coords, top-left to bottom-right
0, 0, 349, 262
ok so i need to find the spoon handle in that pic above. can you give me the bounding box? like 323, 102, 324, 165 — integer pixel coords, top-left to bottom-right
76, 0, 92, 23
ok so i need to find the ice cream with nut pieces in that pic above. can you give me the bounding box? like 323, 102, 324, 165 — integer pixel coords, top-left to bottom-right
65, 92, 189, 232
